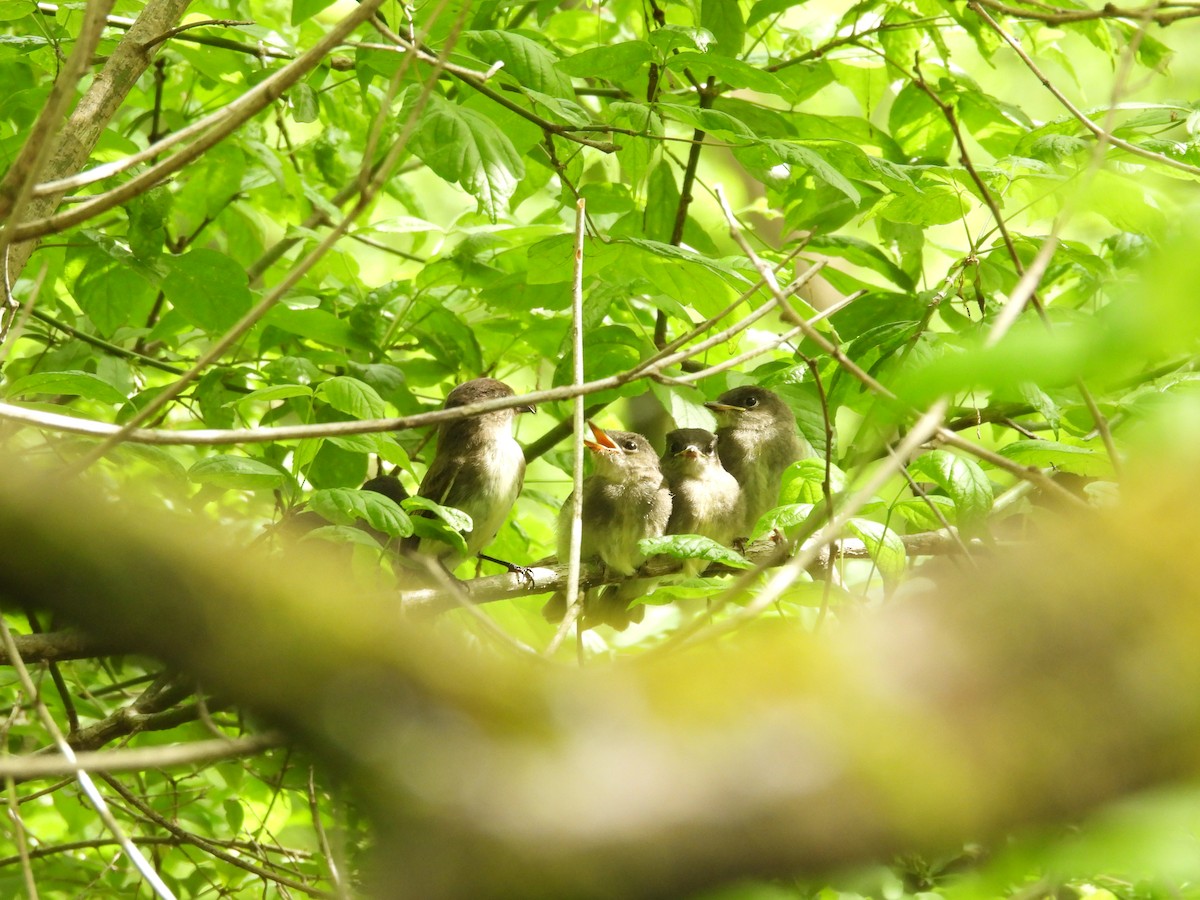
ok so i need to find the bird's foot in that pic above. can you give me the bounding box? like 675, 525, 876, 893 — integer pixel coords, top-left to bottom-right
479, 553, 537, 588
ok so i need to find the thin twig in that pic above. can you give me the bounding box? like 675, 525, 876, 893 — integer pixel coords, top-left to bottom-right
64, 0, 451, 474
0, 612, 178, 899
547, 198, 589, 659
15, 0, 387, 240
970, 1, 1200, 178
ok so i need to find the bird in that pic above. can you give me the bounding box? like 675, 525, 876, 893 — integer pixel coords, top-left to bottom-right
704, 386, 809, 534
411, 377, 534, 571
661, 428, 743, 576
543, 423, 672, 631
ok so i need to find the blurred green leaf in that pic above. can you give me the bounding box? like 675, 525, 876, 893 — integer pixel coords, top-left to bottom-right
189, 456, 285, 491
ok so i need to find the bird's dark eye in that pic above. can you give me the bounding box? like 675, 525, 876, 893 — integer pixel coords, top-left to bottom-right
623, 440, 638, 452
744, 395, 758, 408
669, 441, 681, 454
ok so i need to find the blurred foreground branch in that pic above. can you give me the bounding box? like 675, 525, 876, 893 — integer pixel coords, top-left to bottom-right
1, 457, 1200, 897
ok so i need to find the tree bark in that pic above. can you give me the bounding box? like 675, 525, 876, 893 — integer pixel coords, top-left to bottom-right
5, 0, 192, 280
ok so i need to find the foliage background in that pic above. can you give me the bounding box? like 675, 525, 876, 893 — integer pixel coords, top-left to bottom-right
3, 0, 1200, 896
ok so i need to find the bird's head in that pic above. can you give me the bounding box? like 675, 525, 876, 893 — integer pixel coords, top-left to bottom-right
444, 378, 536, 424
704, 386, 794, 431
584, 423, 661, 480
662, 428, 720, 477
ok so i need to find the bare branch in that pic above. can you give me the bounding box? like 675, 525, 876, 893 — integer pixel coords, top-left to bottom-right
0, 733, 283, 780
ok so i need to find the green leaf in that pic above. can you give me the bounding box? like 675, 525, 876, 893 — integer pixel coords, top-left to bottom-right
315, 376, 388, 419
556, 41, 653, 82
0, 1, 33, 20
411, 93, 526, 221
888, 81, 953, 160
407, 516, 470, 558
638, 535, 751, 569
162, 249, 254, 334
649, 26, 715, 54
649, 382, 717, 431
876, 187, 967, 227
845, 518, 906, 580
891, 495, 957, 532
467, 30, 576, 99
667, 51, 794, 101
403, 496, 473, 533
755, 502, 816, 537
5, 370, 127, 403
126, 187, 170, 261
747, 0, 807, 28
309, 488, 414, 537
997, 440, 1115, 478
290, 83, 319, 123
765, 140, 861, 203
405, 497, 473, 557
807, 234, 914, 291
701, 0, 744, 56
223, 798, 244, 832
230, 384, 314, 409
909, 450, 993, 534
410, 305, 483, 375
72, 251, 157, 337
291, 0, 335, 26
780, 458, 847, 504
262, 306, 373, 350
303, 524, 387, 550
189, 456, 286, 491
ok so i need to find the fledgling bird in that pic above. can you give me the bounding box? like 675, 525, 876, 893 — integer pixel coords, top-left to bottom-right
661, 428, 744, 577
413, 377, 534, 569
705, 385, 809, 534
543, 423, 672, 630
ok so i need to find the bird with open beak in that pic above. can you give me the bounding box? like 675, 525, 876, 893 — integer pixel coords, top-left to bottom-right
543, 422, 672, 630
705, 386, 809, 535
661, 428, 744, 577
412, 377, 535, 570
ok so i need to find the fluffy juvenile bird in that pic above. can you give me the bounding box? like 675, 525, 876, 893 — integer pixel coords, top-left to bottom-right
661, 428, 743, 576
544, 423, 671, 630
413, 377, 534, 569
705, 386, 808, 534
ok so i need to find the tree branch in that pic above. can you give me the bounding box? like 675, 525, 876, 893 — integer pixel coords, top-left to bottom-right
398, 530, 981, 615
3, 0, 192, 282
5, 449, 1200, 897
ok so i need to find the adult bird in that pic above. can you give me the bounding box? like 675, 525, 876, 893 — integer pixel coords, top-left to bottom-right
705, 386, 808, 534
412, 377, 534, 570
661, 428, 743, 576
544, 423, 671, 630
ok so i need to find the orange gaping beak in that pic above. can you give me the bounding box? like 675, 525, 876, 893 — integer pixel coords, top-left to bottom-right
584, 421, 618, 453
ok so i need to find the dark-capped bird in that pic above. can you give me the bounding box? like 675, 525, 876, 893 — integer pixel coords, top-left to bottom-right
705, 386, 808, 534
661, 428, 743, 576
413, 377, 534, 569
543, 423, 671, 630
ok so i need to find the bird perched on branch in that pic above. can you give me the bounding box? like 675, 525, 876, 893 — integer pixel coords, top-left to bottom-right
411, 378, 534, 570
543, 423, 671, 630
705, 386, 808, 534
661, 428, 743, 576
